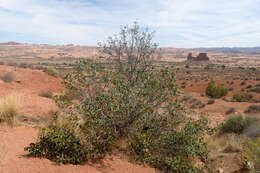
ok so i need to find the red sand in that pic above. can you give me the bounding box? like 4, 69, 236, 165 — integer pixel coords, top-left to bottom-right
0, 66, 63, 116
0, 66, 156, 173
0, 126, 156, 173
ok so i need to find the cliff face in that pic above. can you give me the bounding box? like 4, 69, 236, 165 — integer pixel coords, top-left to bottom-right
187, 53, 209, 61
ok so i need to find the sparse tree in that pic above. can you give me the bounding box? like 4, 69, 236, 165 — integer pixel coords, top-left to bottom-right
98, 22, 159, 84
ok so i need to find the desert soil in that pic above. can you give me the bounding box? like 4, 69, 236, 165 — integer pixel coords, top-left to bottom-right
0, 66, 156, 173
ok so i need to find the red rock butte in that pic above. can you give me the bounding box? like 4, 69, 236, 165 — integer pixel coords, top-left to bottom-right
187, 52, 210, 61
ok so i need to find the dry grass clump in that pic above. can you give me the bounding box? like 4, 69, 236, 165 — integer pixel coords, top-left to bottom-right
243, 138, 260, 172
222, 134, 244, 153
0, 72, 15, 83
0, 94, 20, 125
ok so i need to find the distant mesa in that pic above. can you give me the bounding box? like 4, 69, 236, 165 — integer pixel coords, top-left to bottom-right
0, 41, 22, 45
187, 52, 209, 61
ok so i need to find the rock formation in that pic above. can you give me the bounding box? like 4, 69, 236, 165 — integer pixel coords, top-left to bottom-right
187, 53, 209, 61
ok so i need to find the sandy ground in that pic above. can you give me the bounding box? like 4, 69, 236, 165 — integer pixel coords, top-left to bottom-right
0, 66, 63, 116
0, 126, 156, 173
0, 65, 259, 172
0, 66, 156, 173
187, 92, 260, 126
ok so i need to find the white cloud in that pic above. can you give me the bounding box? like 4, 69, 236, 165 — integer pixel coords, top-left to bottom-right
0, 0, 259, 47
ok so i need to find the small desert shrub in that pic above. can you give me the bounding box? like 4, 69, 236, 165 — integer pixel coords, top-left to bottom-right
183, 95, 205, 108
25, 125, 87, 164
243, 138, 260, 172
190, 99, 205, 109
182, 95, 193, 102
129, 118, 209, 173
19, 63, 29, 68
0, 72, 15, 83
34, 66, 45, 70
243, 123, 260, 138
246, 85, 252, 89
245, 105, 260, 114
225, 108, 236, 115
38, 91, 53, 99
43, 67, 58, 77
223, 97, 233, 102
7, 62, 17, 67
0, 94, 20, 125
220, 115, 257, 134
232, 93, 253, 102
241, 81, 246, 85
249, 86, 260, 93
206, 80, 228, 98
207, 99, 215, 105
0, 61, 5, 65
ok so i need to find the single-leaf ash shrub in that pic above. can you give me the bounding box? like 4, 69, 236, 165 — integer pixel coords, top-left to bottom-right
25, 125, 87, 164
25, 22, 212, 173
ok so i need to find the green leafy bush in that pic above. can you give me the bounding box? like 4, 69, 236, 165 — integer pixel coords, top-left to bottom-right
129, 118, 209, 173
29, 22, 211, 172
206, 80, 228, 98
25, 125, 87, 164
220, 115, 257, 134
232, 93, 253, 102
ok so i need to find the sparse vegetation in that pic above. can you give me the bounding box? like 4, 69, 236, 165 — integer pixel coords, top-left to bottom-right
25, 125, 87, 164
240, 81, 246, 85
245, 105, 260, 114
0, 72, 15, 83
38, 91, 53, 99
220, 115, 257, 134
207, 99, 215, 104
0, 94, 20, 125
206, 80, 228, 98
26, 23, 211, 172
222, 134, 243, 153
243, 138, 260, 172
249, 86, 260, 93
43, 67, 58, 77
243, 123, 260, 138
246, 85, 252, 89
232, 93, 253, 102
225, 108, 236, 115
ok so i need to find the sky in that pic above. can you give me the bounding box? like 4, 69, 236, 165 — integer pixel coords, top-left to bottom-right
0, 0, 260, 48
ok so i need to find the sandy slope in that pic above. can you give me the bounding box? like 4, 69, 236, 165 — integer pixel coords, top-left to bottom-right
0, 66, 156, 173
0, 126, 156, 173
0, 66, 63, 116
